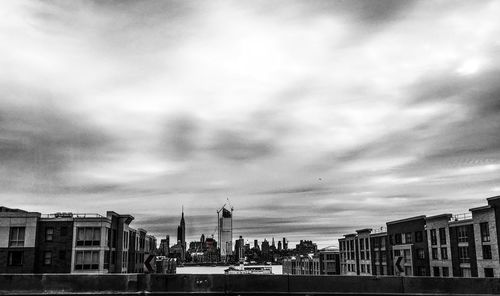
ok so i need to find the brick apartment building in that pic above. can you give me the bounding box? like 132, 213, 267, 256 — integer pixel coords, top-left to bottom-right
0, 207, 157, 274
339, 195, 500, 278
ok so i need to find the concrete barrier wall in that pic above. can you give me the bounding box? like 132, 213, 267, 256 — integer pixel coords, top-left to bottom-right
2, 274, 500, 295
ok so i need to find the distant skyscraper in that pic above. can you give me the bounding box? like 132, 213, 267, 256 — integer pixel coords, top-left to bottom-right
254, 239, 259, 250
261, 239, 270, 259
159, 235, 170, 256
272, 237, 275, 248
235, 235, 245, 262
176, 208, 186, 261
218, 205, 233, 261
278, 240, 282, 251
283, 237, 288, 250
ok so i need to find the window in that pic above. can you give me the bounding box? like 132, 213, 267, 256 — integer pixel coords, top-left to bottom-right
461, 267, 471, 278
104, 251, 110, 269
75, 250, 99, 270
433, 266, 440, 277
439, 228, 446, 245
43, 251, 52, 265
417, 266, 427, 276
457, 226, 468, 243
45, 228, 54, 241
415, 231, 423, 243
360, 252, 365, 260
9, 227, 25, 247
459, 246, 470, 263
61, 227, 68, 237
367, 264, 370, 274
122, 251, 128, 268
395, 233, 402, 244
76, 227, 101, 246
59, 250, 66, 260
430, 229, 437, 245
381, 237, 386, 248
404, 266, 412, 276
480, 222, 490, 242
361, 264, 365, 273
417, 248, 425, 259
123, 231, 129, 249
8, 251, 23, 266
483, 245, 492, 259
381, 251, 387, 263
442, 267, 449, 277
366, 251, 370, 260
441, 247, 448, 260
485, 268, 494, 278
405, 233, 412, 244
432, 248, 438, 260
359, 238, 364, 250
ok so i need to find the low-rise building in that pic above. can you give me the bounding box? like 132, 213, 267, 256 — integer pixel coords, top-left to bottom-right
0, 206, 156, 274
318, 246, 340, 275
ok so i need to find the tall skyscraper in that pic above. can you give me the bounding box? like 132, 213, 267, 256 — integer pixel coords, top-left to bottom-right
235, 235, 245, 262
283, 237, 288, 250
218, 206, 233, 261
254, 239, 259, 250
278, 240, 282, 251
177, 208, 186, 261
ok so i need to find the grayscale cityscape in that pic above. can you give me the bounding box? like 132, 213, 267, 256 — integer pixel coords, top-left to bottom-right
1, 0, 500, 295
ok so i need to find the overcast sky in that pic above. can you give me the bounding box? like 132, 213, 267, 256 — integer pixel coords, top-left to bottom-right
1, 0, 500, 247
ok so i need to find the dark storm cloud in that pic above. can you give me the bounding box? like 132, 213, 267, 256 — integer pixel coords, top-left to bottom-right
0, 96, 115, 191
162, 115, 199, 160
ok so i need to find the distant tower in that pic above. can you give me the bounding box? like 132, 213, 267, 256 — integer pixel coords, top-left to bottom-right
283, 237, 288, 250
272, 237, 275, 248
217, 200, 233, 262
278, 240, 282, 251
177, 207, 186, 261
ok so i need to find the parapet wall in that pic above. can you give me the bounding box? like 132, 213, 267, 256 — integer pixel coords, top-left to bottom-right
1, 274, 500, 295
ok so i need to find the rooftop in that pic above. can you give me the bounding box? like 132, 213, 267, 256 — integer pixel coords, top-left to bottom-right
387, 215, 426, 225
426, 213, 453, 221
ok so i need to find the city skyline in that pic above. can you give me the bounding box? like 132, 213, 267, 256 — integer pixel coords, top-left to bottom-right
1, 0, 500, 248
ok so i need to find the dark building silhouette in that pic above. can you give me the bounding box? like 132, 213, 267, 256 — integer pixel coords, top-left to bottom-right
296, 240, 318, 255
176, 209, 186, 258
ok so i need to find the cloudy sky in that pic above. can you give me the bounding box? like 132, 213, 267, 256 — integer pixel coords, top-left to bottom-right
1, 0, 500, 247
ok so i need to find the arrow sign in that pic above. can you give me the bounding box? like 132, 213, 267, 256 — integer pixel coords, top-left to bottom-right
395, 256, 404, 273
144, 254, 155, 273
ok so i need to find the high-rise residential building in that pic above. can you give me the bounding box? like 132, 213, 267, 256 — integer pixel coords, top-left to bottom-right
283, 237, 288, 250
218, 206, 233, 261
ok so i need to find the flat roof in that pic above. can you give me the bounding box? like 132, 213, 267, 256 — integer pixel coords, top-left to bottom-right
486, 195, 500, 202
344, 233, 357, 238
426, 213, 452, 221
370, 232, 387, 237
356, 228, 372, 233
469, 205, 492, 212
387, 215, 426, 225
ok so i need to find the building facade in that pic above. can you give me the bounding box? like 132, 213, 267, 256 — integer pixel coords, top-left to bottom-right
0, 207, 156, 274
218, 207, 233, 261
339, 195, 500, 278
